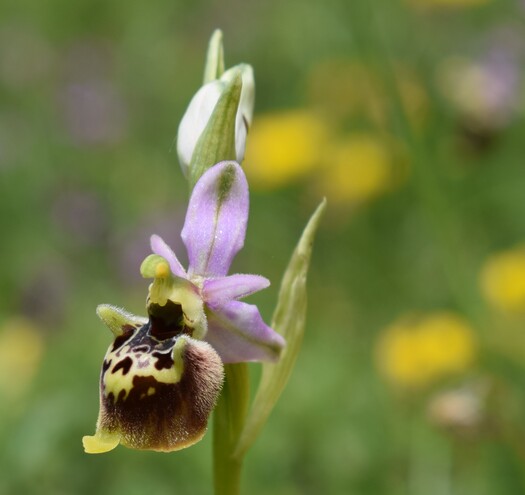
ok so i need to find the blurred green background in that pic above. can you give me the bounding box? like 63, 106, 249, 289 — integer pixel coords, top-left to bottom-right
2, 0, 525, 493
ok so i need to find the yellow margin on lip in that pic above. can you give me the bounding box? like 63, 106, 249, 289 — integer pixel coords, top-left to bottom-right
82, 430, 120, 454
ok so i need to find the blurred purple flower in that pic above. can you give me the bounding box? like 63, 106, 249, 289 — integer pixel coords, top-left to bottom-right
59, 39, 127, 146
52, 189, 110, 248
477, 44, 520, 125
19, 261, 70, 328
439, 28, 524, 132
62, 79, 127, 145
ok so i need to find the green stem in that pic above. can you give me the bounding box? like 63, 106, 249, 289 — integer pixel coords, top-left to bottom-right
213, 363, 250, 495
212, 441, 243, 495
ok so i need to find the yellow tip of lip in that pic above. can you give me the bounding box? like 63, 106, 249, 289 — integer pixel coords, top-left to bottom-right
155, 261, 171, 279
82, 431, 120, 454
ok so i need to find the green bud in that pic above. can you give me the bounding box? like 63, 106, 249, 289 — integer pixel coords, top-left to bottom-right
177, 31, 255, 188
188, 71, 242, 188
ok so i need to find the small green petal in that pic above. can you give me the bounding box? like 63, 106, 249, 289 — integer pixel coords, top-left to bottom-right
96, 305, 147, 338
234, 198, 326, 458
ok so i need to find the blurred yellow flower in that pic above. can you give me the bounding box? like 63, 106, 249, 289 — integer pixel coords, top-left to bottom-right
480, 246, 525, 313
0, 316, 44, 403
243, 110, 329, 190
317, 134, 405, 205
376, 312, 476, 389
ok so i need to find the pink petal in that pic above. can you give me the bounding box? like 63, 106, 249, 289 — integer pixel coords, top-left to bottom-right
182, 162, 248, 278
202, 274, 270, 305
205, 301, 285, 363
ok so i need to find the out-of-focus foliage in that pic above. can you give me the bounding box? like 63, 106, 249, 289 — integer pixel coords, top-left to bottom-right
1, 0, 525, 493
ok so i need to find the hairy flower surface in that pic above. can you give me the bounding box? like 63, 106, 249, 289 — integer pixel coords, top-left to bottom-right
83, 161, 284, 454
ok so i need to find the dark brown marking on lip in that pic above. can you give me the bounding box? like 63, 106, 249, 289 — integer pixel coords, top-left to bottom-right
102, 359, 112, 376
112, 325, 135, 352
133, 346, 149, 353
152, 351, 174, 370
112, 356, 133, 376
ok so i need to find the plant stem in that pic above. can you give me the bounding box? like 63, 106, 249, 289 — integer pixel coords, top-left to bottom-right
213, 441, 243, 495
213, 363, 250, 495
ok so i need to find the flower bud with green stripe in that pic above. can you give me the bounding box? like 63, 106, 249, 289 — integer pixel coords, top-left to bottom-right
177, 65, 254, 177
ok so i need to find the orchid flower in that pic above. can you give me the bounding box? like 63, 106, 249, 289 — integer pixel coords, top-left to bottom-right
83, 161, 285, 454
